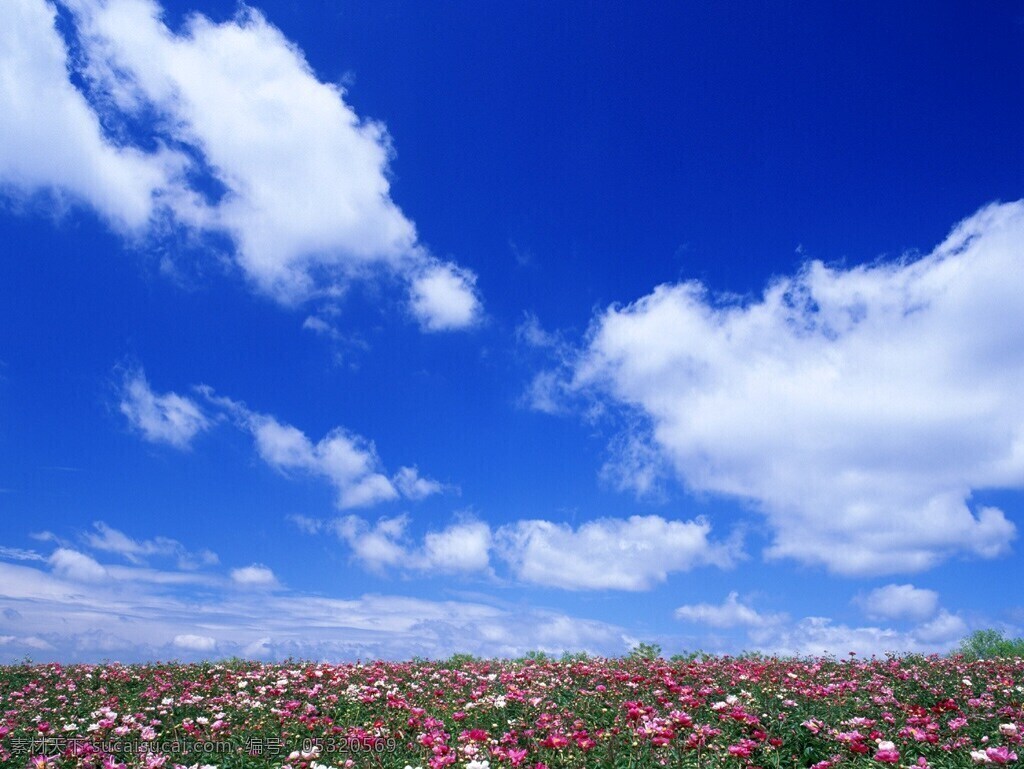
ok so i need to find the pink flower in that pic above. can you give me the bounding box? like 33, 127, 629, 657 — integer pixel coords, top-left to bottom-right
802, 719, 823, 734
875, 741, 900, 764
986, 747, 1018, 765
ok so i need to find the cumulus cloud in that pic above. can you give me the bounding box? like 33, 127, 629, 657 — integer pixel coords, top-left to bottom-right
495, 515, 737, 590
914, 609, 969, 645
332, 514, 492, 575
230, 564, 278, 587
121, 376, 447, 510
0, 0, 481, 326
409, 262, 482, 332
856, 583, 939, 622
552, 201, 1024, 576
393, 466, 445, 500
251, 416, 399, 508
173, 633, 216, 651
0, 0, 178, 229
674, 592, 784, 629
296, 512, 735, 589
184, 387, 445, 509
119, 369, 210, 448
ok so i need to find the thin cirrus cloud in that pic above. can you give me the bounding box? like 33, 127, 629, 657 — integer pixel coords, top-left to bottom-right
0, 0, 481, 330
84, 521, 218, 569
295, 513, 738, 591
541, 200, 1024, 577
118, 370, 445, 509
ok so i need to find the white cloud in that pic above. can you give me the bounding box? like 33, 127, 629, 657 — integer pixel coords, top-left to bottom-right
0, 0, 178, 229
332, 515, 492, 575
0, 554, 625, 663
393, 466, 445, 500
0, 546, 45, 562
495, 515, 736, 591
230, 564, 278, 587
300, 511, 736, 589
48, 548, 108, 582
515, 312, 560, 350
599, 430, 668, 499
0, 0, 481, 325
749, 609, 971, 658
251, 416, 399, 508
857, 583, 939, 622
409, 262, 482, 331
200, 389, 443, 509
85, 521, 218, 568
556, 201, 1024, 576
173, 633, 216, 651
48, 545, 219, 588
674, 592, 784, 629
914, 609, 969, 644
120, 369, 210, 449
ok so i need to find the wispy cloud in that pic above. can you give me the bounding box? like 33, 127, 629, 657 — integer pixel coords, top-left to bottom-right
84, 521, 218, 569
0, 546, 45, 562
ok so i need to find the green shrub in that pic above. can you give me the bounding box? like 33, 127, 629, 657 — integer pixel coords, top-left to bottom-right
957, 629, 1024, 660
559, 650, 591, 663
626, 642, 662, 661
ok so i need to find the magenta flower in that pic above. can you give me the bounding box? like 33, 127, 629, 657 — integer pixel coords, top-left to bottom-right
986, 746, 1018, 764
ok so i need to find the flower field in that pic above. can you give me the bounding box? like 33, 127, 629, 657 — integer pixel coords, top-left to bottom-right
2, 655, 1023, 769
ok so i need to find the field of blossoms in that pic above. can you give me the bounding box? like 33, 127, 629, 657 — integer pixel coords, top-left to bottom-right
2, 655, 1023, 769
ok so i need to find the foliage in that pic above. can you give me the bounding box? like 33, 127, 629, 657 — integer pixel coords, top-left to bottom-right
626, 642, 663, 661
958, 628, 1024, 660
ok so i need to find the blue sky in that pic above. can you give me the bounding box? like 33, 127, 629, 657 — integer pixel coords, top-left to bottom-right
0, 0, 1022, 662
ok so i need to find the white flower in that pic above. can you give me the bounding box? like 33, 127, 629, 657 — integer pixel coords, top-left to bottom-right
465, 761, 490, 769
877, 741, 896, 752
972, 750, 994, 764
1000, 723, 1019, 737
